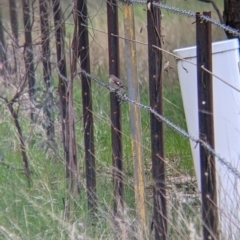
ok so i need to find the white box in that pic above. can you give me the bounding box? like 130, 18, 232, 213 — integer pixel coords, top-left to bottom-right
174, 39, 240, 238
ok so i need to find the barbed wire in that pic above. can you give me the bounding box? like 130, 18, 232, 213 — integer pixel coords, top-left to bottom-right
79, 22, 240, 95
79, 70, 240, 181
115, 0, 240, 37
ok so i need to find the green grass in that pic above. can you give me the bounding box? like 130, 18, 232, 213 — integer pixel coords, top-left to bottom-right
163, 81, 193, 174
0, 74, 195, 239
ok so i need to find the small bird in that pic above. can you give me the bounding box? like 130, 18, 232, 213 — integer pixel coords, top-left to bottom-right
109, 75, 127, 91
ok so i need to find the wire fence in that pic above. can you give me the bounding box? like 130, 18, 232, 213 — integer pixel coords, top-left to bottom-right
1, 0, 240, 239
117, 0, 240, 37
80, 70, 240, 181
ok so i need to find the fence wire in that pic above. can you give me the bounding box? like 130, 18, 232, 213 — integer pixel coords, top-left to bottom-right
115, 0, 240, 37
79, 70, 240, 181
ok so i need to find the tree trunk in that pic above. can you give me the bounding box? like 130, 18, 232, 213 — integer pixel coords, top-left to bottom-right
223, 0, 240, 38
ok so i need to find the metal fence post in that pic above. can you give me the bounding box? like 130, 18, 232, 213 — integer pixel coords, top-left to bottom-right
106, 0, 124, 217
196, 11, 219, 240
147, 1, 167, 239
78, 0, 97, 214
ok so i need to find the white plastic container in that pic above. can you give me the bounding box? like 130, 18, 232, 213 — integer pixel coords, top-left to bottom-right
174, 39, 240, 238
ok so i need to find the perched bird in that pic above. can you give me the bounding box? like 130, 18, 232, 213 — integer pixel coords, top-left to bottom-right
109, 75, 127, 91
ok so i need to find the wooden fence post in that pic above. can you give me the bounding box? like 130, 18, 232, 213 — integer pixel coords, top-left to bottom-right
122, 2, 147, 236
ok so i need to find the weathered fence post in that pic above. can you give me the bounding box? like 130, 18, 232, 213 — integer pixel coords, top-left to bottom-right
78, 0, 97, 215
147, 1, 167, 239
196, 11, 219, 240
106, 0, 124, 217
122, 2, 147, 236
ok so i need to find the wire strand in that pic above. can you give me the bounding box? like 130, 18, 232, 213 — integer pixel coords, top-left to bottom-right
115, 0, 240, 37
80, 70, 240, 181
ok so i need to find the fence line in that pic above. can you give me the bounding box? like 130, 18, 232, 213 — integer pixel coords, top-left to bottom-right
115, 0, 240, 37
2, 1, 239, 238
80, 70, 240, 182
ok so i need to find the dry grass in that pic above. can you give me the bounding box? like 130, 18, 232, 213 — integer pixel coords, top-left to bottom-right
0, 0, 231, 239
